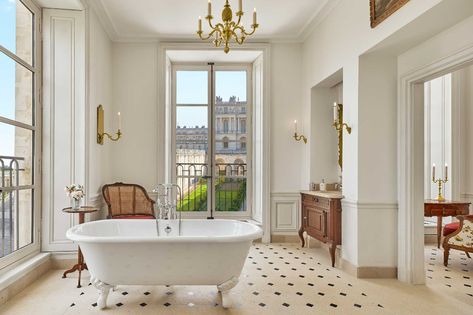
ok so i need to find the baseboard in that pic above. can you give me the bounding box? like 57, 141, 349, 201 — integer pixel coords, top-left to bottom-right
424, 234, 438, 244
341, 258, 397, 279
271, 234, 300, 243
50, 251, 77, 270
0, 253, 51, 306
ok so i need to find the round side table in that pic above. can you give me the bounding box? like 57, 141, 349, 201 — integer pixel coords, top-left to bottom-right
62, 206, 98, 288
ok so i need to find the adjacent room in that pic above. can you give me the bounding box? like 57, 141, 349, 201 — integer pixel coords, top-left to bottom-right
0, 0, 473, 314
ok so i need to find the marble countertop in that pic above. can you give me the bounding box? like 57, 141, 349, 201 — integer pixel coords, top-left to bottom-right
300, 190, 343, 199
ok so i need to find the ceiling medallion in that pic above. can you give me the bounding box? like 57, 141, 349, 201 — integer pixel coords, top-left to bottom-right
197, 0, 259, 53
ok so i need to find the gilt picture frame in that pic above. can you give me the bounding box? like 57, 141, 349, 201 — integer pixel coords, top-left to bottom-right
370, 0, 410, 28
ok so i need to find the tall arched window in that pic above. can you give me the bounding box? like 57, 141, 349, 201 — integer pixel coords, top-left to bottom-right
223, 137, 229, 149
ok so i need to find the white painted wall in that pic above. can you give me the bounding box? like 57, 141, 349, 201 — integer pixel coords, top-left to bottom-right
270, 44, 303, 193
108, 43, 302, 230
300, 0, 473, 270
460, 65, 473, 205
87, 8, 113, 218
110, 43, 160, 191
300, 0, 436, 268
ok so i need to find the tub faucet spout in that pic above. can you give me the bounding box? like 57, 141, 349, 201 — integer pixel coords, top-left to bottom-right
153, 184, 183, 235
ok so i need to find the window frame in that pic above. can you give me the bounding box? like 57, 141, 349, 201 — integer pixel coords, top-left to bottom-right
0, 0, 42, 271
171, 63, 253, 219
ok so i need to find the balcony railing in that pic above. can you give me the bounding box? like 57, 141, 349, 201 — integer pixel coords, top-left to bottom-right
0, 155, 25, 258
176, 162, 247, 212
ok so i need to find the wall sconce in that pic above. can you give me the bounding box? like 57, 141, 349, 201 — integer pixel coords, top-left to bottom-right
97, 105, 122, 145
332, 103, 351, 169
293, 120, 307, 144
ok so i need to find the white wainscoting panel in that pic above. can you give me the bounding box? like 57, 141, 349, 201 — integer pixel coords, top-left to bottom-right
42, 9, 86, 252
271, 193, 300, 234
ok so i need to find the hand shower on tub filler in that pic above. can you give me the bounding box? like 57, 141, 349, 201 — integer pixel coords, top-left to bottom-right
152, 184, 182, 236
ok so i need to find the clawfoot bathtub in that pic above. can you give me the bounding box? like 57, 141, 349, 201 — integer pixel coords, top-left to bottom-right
66, 219, 262, 309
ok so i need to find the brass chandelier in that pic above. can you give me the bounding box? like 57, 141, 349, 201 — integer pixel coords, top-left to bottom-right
197, 0, 259, 53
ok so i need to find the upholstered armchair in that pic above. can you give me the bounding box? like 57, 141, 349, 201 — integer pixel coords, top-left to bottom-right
102, 182, 155, 219
443, 215, 473, 266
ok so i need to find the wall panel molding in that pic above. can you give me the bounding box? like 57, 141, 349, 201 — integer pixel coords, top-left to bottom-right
42, 9, 86, 252
271, 193, 300, 234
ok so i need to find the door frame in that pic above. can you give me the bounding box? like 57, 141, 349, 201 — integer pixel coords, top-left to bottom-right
398, 44, 473, 284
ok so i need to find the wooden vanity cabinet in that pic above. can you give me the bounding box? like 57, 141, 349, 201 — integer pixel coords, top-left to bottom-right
299, 192, 342, 267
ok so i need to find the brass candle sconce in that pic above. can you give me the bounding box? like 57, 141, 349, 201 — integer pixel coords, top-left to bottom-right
97, 105, 122, 145
293, 120, 307, 144
332, 103, 351, 169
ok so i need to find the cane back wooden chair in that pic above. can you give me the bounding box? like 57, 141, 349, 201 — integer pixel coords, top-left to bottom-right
443, 215, 473, 266
102, 182, 155, 219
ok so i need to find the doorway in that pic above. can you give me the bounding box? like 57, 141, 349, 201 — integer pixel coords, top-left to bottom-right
398, 49, 473, 284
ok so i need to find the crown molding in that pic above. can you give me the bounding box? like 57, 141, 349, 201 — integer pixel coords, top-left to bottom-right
83, 0, 119, 41
298, 0, 342, 42
87, 0, 339, 44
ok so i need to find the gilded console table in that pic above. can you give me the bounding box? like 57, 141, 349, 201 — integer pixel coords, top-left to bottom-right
424, 200, 470, 249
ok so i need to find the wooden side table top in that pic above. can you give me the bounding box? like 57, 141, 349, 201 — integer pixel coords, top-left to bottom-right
62, 206, 98, 214
424, 199, 471, 206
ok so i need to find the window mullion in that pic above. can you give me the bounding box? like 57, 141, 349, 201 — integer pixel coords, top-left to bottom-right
0, 46, 36, 73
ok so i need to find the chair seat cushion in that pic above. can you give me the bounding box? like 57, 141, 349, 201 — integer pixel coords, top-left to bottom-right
113, 215, 155, 219
443, 222, 460, 236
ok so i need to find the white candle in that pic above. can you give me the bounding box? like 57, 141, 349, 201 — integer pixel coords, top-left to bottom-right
198, 16, 202, 32
253, 8, 257, 24
208, 0, 212, 16
118, 112, 122, 130
239, 0, 242, 12
333, 102, 339, 122
432, 163, 436, 181
445, 163, 448, 181
294, 120, 298, 134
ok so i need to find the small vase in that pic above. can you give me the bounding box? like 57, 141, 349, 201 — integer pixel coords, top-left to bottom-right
71, 198, 81, 210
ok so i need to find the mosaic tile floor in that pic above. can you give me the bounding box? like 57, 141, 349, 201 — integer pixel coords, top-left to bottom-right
0, 243, 472, 314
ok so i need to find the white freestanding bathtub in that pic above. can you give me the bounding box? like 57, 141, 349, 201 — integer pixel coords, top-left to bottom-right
66, 219, 262, 309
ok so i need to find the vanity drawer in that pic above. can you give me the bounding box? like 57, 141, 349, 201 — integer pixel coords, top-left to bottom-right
302, 194, 330, 209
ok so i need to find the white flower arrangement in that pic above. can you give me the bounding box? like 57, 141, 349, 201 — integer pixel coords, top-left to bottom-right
65, 184, 85, 201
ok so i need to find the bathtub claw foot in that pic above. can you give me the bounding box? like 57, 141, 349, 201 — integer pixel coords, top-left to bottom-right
91, 277, 112, 309
217, 277, 239, 309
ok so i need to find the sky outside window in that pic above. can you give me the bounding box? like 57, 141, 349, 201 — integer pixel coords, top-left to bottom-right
0, 0, 17, 157
176, 70, 247, 128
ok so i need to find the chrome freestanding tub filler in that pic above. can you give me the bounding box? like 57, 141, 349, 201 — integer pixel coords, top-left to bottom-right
66, 219, 263, 309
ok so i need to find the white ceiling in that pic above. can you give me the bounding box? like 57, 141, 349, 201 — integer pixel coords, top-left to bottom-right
93, 0, 331, 41
35, 0, 83, 10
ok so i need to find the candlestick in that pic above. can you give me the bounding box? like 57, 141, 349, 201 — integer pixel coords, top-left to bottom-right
333, 102, 339, 122
253, 8, 257, 24
198, 16, 202, 32
208, 0, 212, 16
118, 112, 122, 130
